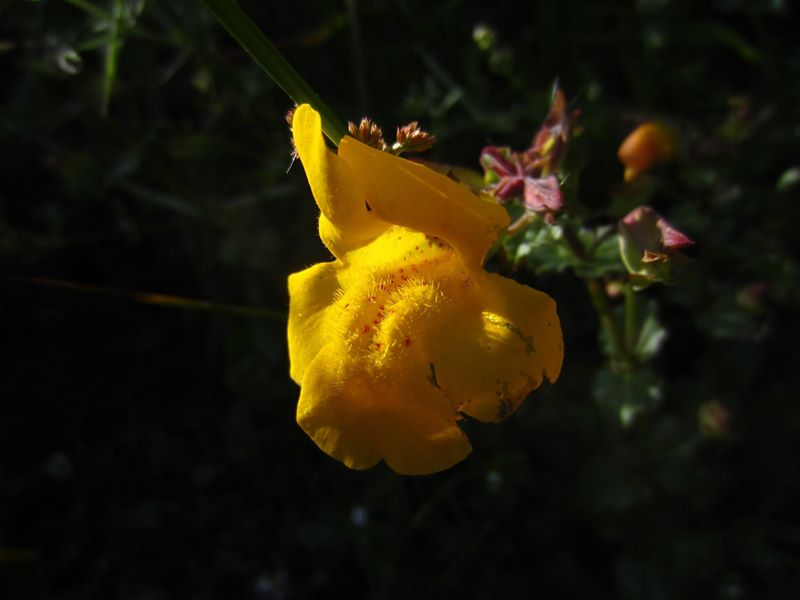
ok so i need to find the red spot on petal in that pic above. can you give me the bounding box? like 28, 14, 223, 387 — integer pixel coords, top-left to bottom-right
375, 343, 382, 350
343, 303, 349, 309
379, 305, 385, 310
403, 337, 412, 346
361, 325, 371, 334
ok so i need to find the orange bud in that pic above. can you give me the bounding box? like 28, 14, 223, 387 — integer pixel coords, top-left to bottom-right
618, 121, 676, 182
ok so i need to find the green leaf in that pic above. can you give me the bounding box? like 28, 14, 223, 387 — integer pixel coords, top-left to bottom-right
575, 229, 626, 278
507, 216, 625, 277
634, 306, 667, 361
593, 367, 663, 427
777, 166, 800, 192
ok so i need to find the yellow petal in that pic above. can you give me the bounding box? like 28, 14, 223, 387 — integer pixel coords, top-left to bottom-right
287, 261, 341, 384
426, 271, 563, 423
297, 344, 471, 475
350, 240, 563, 423
292, 105, 387, 257
338, 135, 509, 267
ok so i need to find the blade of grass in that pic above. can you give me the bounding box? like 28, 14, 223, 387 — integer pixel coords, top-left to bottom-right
101, 0, 124, 116
200, 0, 348, 145
14, 276, 286, 321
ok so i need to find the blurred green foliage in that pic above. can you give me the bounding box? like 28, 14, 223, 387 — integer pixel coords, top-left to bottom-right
2, 0, 800, 598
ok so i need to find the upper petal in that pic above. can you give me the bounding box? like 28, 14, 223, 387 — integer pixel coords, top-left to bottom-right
338, 135, 510, 267
292, 104, 387, 258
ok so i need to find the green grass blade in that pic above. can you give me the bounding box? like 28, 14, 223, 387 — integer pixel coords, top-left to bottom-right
200, 0, 348, 145
101, 0, 124, 116
15, 276, 286, 321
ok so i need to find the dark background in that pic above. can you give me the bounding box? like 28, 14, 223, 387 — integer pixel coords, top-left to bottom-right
2, 0, 799, 598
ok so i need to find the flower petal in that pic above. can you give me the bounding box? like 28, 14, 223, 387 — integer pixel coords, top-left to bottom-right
430, 272, 563, 423
297, 345, 472, 475
339, 135, 509, 267
287, 261, 341, 384
292, 105, 387, 257
523, 175, 563, 212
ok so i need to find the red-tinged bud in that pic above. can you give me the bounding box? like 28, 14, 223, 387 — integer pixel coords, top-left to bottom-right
619, 206, 694, 284
698, 401, 733, 439
658, 218, 694, 250
526, 84, 571, 173
605, 280, 625, 298
523, 175, 563, 213
480, 146, 519, 180
618, 121, 677, 182
494, 175, 525, 201
479, 84, 571, 217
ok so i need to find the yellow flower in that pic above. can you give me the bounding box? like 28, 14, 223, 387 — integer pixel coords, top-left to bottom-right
617, 121, 677, 182
288, 104, 563, 475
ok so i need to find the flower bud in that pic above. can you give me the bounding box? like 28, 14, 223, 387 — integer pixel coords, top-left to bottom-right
527, 85, 570, 174
393, 122, 436, 154
618, 121, 676, 182
618, 206, 694, 284
480, 146, 524, 199
348, 117, 387, 151
523, 175, 562, 213
698, 401, 732, 439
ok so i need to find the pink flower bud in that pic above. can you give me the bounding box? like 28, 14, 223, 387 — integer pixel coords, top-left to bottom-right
523, 175, 563, 213
619, 206, 694, 283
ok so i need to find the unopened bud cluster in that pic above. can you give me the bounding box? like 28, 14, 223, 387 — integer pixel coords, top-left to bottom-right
393, 122, 436, 154
346, 117, 436, 155
479, 85, 572, 217
348, 118, 387, 151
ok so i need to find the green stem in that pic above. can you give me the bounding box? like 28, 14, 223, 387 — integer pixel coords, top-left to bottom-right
561, 222, 588, 261
506, 212, 534, 237
563, 222, 632, 368
586, 279, 629, 367
624, 280, 638, 355
201, 0, 348, 145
